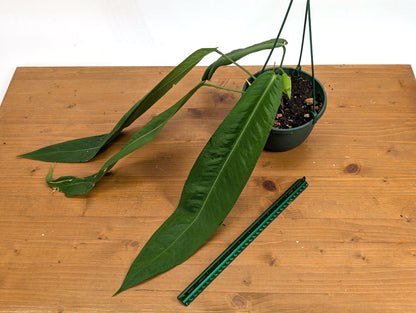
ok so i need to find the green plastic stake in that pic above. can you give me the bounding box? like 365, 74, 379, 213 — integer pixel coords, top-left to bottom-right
178, 177, 308, 306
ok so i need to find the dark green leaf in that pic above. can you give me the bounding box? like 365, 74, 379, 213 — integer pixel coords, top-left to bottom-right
202, 38, 287, 81
115, 70, 284, 295
19, 134, 108, 163
47, 82, 205, 196
18, 48, 216, 163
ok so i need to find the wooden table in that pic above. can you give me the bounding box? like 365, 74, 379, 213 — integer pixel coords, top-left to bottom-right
0, 65, 415, 312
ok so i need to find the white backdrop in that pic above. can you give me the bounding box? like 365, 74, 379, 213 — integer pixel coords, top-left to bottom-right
1, 0, 415, 104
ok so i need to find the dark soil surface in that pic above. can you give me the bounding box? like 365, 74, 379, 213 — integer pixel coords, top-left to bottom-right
273, 75, 323, 129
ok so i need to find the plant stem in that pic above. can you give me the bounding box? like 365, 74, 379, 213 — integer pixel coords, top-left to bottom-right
280, 46, 286, 68
203, 82, 244, 94
215, 49, 255, 80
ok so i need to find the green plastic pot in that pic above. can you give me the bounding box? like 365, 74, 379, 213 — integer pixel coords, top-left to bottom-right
243, 67, 327, 152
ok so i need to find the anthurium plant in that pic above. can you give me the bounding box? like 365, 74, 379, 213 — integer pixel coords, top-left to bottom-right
19, 0, 315, 296
19, 37, 291, 294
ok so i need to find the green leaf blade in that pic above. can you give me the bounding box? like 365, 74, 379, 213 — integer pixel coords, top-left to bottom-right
18, 134, 109, 163
202, 38, 287, 81
19, 48, 216, 163
47, 82, 205, 196
46, 170, 98, 197
116, 71, 284, 295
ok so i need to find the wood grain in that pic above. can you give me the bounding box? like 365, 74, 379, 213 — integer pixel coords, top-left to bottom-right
0, 65, 415, 312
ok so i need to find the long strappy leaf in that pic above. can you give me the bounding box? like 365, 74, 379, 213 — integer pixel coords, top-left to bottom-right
18, 48, 216, 163
46, 82, 205, 196
202, 38, 287, 81
115, 70, 284, 295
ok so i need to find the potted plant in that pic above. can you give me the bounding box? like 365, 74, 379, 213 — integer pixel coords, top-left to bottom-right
243, 66, 326, 152
241, 0, 326, 152
18, 0, 326, 296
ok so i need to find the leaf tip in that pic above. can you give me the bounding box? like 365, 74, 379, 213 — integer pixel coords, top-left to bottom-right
16, 151, 34, 160
113, 282, 130, 297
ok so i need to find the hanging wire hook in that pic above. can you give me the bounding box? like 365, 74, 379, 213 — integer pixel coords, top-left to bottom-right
262, 0, 318, 123
262, 0, 293, 72
306, 0, 317, 122
296, 1, 309, 73
296, 1, 317, 122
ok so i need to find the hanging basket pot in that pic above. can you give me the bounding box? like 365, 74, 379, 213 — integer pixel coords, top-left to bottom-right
243, 67, 327, 152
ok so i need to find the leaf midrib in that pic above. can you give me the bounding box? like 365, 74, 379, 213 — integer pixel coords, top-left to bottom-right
139, 72, 279, 268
